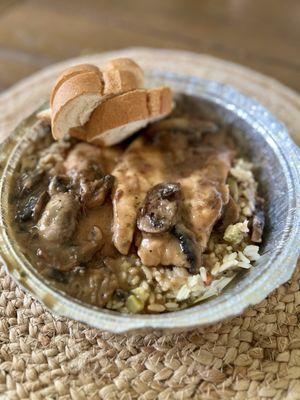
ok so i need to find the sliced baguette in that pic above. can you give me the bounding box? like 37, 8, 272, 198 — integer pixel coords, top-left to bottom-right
50, 64, 100, 107
105, 58, 144, 88
50, 58, 145, 140
51, 71, 104, 140
86, 87, 173, 147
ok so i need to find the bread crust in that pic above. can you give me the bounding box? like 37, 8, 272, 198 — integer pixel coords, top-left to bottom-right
52, 71, 103, 116
86, 90, 148, 141
68, 127, 88, 141
51, 71, 104, 139
50, 64, 101, 107
86, 87, 173, 146
148, 87, 173, 116
103, 69, 142, 96
106, 58, 144, 87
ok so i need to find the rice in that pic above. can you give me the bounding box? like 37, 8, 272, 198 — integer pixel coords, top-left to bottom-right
148, 304, 166, 313
218, 259, 239, 273
176, 285, 190, 301
243, 245, 260, 261
165, 302, 179, 310
230, 159, 254, 182
238, 251, 250, 264
141, 266, 153, 282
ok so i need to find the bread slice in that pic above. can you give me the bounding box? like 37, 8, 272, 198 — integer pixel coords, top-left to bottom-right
50, 58, 145, 140
86, 87, 173, 146
50, 64, 100, 107
51, 71, 104, 140
105, 58, 144, 88
38, 64, 102, 125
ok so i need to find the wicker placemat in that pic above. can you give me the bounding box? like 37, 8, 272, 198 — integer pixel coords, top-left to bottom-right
0, 48, 299, 400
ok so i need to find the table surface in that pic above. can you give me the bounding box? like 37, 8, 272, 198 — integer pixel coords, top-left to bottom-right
0, 0, 299, 93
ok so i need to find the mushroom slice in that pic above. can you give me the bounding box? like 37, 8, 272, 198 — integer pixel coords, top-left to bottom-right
38, 225, 103, 273
148, 118, 218, 135
137, 182, 181, 234
171, 223, 202, 274
251, 209, 264, 243
37, 192, 80, 244
218, 195, 240, 231
48, 175, 70, 196
16, 190, 48, 223
83, 175, 115, 209
32, 191, 49, 221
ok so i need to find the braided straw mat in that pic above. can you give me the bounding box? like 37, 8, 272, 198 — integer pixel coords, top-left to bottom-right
0, 48, 299, 400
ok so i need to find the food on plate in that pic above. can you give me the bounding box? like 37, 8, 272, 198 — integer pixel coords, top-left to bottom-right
10, 119, 263, 314
9, 59, 264, 314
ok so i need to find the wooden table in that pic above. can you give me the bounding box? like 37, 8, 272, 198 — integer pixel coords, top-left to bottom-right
0, 0, 299, 92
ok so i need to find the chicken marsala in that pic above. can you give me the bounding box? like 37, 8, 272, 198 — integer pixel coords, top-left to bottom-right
112, 123, 233, 271
10, 114, 263, 313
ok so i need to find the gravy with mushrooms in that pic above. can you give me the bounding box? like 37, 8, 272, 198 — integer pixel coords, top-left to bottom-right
9, 112, 263, 313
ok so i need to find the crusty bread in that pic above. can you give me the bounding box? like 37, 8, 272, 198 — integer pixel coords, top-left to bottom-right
50, 64, 100, 107
148, 86, 173, 116
51, 71, 104, 140
103, 69, 140, 96
36, 64, 101, 123
105, 58, 144, 88
86, 87, 173, 146
50, 58, 145, 140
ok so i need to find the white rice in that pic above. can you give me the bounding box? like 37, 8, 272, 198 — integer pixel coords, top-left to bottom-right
199, 267, 208, 282
243, 245, 261, 261
148, 304, 166, 313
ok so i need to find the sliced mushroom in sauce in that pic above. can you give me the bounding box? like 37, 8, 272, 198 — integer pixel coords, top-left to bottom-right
76, 225, 103, 262
48, 175, 70, 195
16, 190, 49, 223
37, 192, 80, 243
171, 223, 202, 274
36, 225, 103, 273
137, 183, 181, 234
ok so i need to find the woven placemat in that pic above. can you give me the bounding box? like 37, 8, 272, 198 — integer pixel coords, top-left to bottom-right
0, 48, 299, 400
